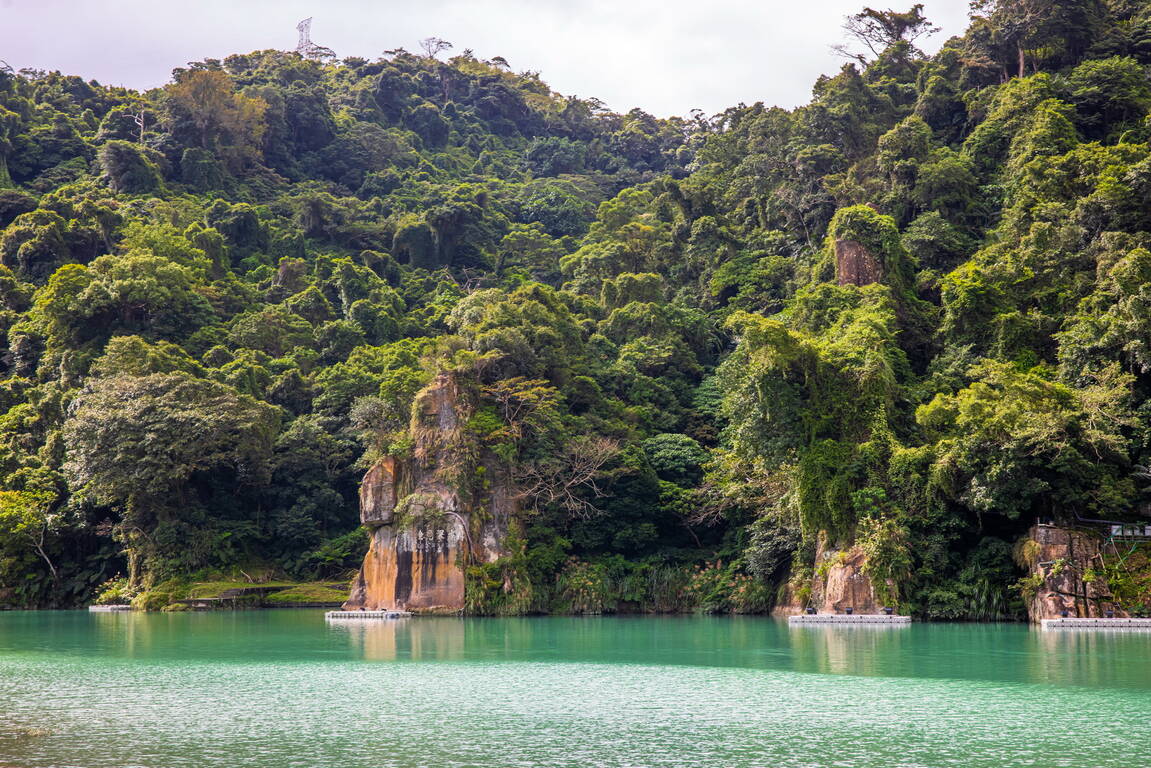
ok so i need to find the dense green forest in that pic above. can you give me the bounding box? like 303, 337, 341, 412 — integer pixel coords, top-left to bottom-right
4, 1, 1151, 617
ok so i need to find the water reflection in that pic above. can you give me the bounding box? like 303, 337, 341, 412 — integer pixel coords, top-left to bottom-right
6, 611, 1151, 692
1032, 627, 1151, 688
787, 624, 908, 677
5, 611, 1151, 768
320, 615, 1151, 691
329, 617, 468, 661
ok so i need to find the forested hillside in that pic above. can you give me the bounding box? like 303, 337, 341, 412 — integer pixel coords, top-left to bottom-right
4, 1, 1151, 618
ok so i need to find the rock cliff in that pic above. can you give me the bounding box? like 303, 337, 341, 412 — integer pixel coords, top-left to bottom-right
343, 373, 513, 613
1021, 524, 1125, 622
773, 541, 883, 616
835, 239, 883, 287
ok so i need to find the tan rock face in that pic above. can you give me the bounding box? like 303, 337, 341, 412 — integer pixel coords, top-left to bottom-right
773, 541, 883, 616
835, 239, 883, 286
1025, 524, 1124, 622
819, 548, 881, 614
359, 456, 404, 526
343, 373, 513, 614
346, 521, 469, 612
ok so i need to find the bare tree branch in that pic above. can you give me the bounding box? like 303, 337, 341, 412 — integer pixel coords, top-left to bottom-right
832, 4, 940, 64
513, 436, 620, 518
418, 37, 453, 60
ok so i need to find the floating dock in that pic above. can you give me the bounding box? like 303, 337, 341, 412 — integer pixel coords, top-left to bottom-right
788, 614, 910, 625
88, 605, 132, 612
324, 610, 412, 620
1041, 617, 1151, 630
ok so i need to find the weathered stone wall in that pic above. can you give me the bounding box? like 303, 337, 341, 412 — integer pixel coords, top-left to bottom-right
1025, 524, 1125, 622
343, 373, 512, 613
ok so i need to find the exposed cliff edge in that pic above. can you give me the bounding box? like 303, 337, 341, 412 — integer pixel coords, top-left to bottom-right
1019, 524, 1125, 622
343, 373, 513, 613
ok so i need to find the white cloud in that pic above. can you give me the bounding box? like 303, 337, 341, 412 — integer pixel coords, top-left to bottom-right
0, 0, 972, 116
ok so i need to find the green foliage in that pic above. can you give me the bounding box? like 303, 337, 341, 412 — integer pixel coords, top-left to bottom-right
166, 69, 268, 172
93, 576, 135, 605
304, 526, 369, 577
4, 8, 1151, 617
63, 373, 280, 581
0, 488, 62, 591
678, 561, 773, 614
853, 488, 912, 607
263, 583, 348, 605
642, 433, 708, 485
1068, 56, 1151, 141
916, 360, 1135, 520
557, 558, 612, 613
97, 140, 163, 194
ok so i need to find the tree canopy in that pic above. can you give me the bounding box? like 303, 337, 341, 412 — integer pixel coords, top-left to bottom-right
3, 5, 1151, 617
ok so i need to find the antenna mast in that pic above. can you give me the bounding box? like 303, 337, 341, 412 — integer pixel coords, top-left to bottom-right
295, 18, 336, 62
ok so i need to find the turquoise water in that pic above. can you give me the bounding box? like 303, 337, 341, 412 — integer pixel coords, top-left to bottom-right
1, 612, 1150, 767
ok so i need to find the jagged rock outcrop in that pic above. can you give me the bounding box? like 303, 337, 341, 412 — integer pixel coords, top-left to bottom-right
773, 541, 883, 616
1022, 524, 1124, 622
359, 456, 403, 525
835, 239, 883, 286
343, 373, 513, 613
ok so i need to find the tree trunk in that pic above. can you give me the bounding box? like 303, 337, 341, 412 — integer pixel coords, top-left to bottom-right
32, 533, 58, 585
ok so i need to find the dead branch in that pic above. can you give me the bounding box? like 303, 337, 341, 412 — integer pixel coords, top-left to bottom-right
513, 436, 619, 518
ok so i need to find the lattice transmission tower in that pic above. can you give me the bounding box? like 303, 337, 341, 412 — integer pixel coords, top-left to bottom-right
295, 18, 336, 62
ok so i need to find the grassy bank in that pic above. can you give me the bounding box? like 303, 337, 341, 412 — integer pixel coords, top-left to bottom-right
93, 573, 351, 611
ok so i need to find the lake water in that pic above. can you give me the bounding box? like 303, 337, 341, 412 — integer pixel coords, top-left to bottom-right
1, 611, 1149, 768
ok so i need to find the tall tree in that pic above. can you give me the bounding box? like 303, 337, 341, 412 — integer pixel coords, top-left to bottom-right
165, 69, 268, 170
63, 373, 280, 583
834, 4, 940, 64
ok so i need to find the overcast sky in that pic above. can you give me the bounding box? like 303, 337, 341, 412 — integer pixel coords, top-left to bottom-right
1, 0, 972, 117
